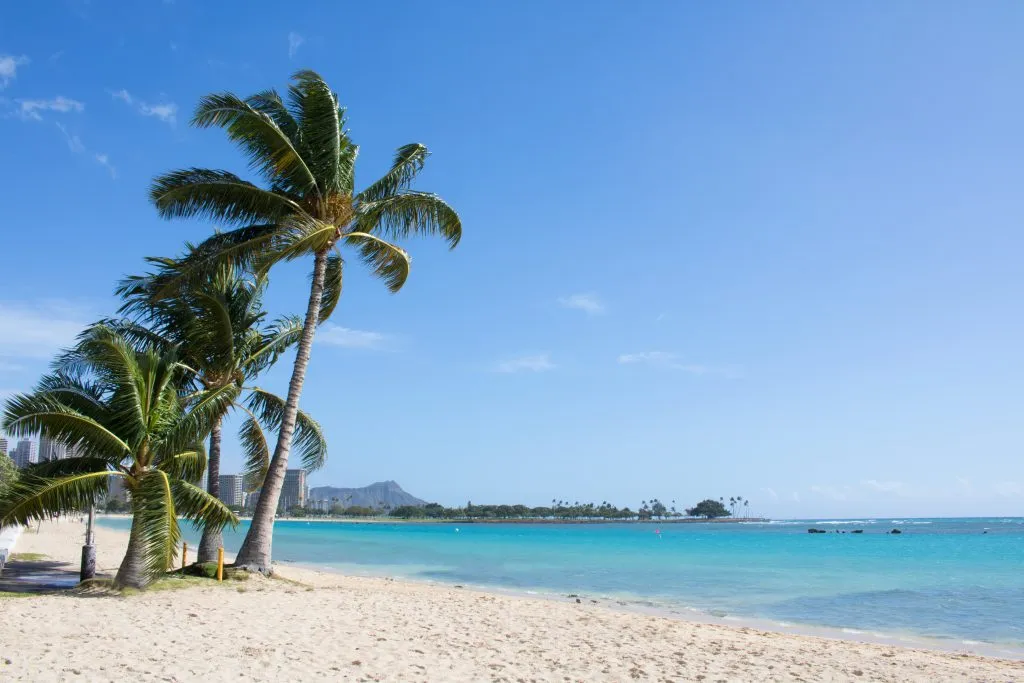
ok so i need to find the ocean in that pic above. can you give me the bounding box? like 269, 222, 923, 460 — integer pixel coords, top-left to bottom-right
98, 516, 1024, 655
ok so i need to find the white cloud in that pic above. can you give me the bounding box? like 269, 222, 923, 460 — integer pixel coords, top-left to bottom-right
558, 293, 605, 315
0, 301, 89, 360
861, 479, 906, 495
94, 153, 116, 178
0, 54, 29, 89
494, 353, 555, 373
16, 96, 84, 121
53, 123, 115, 178
288, 32, 304, 59
0, 361, 25, 372
810, 484, 851, 501
993, 481, 1022, 498
317, 324, 389, 349
110, 89, 177, 125
618, 351, 676, 365
791, 491, 801, 502
618, 351, 740, 377
139, 102, 177, 124
760, 487, 778, 501
55, 122, 84, 153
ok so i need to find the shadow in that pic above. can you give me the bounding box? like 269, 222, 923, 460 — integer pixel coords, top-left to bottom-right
0, 558, 105, 594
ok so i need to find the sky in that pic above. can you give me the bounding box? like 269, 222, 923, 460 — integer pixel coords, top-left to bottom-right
1, 1, 1023, 518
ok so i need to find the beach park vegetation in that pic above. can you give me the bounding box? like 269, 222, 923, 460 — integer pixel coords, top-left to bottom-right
0, 70, 462, 587
0, 327, 236, 589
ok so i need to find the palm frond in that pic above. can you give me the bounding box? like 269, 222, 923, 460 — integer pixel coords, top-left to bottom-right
318, 250, 343, 321
150, 169, 304, 227
256, 214, 337, 269
238, 412, 270, 492
0, 470, 115, 528
132, 469, 181, 580
192, 93, 319, 196
358, 143, 429, 202
148, 225, 280, 298
170, 478, 238, 530
246, 89, 299, 145
164, 383, 240, 455
355, 191, 462, 249
289, 70, 348, 195
156, 448, 207, 484
243, 315, 303, 375
2, 392, 132, 457
246, 388, 327, 472
343, 231, 411, 293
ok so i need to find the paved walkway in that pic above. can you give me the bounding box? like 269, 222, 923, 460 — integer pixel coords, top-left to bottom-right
0, 525, 82, 594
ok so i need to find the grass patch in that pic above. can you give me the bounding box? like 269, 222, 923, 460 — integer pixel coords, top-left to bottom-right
0, 590, 34, 599
9, 552, 47, 561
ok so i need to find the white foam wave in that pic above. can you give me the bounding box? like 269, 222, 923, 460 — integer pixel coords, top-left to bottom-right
813, 520, 877, 525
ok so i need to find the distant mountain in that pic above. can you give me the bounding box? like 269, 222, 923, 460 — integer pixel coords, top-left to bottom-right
308, 480, 426, 509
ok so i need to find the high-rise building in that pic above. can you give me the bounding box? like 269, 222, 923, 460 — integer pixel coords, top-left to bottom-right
12, 439, 37, 468
280, 469, 307, 511
0, 437, 8, 457
38, 435, 67, 462
218, 474, 245, 507
107, 475, 129, 504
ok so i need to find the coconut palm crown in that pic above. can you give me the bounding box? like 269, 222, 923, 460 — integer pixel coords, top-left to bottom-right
0, 327, 237, 589
147, 70, 462, 571
109, 260, 328, 562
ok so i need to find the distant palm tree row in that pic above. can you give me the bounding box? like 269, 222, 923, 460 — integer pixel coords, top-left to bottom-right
0, 70, 462, 587
385, 497, 752, 521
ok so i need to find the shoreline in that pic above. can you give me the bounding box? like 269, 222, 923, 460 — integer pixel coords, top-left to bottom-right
96, 515, 1024, 659
280, 557, 1024, 662
97, 512, 768, 525
3, 520, 1023, 681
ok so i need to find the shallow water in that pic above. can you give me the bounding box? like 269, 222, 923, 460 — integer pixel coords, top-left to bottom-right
99, 515, 1024, 652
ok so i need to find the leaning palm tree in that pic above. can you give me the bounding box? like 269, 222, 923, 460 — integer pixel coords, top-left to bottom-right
0, 327, 236, 589
108, 260, 327, 563
146, 70, 461, 572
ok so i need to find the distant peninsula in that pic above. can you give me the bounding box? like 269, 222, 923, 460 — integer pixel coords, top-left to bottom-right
301, 487, 764, 523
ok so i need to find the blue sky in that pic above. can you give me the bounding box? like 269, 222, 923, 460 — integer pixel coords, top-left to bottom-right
1, 1, 1023, 517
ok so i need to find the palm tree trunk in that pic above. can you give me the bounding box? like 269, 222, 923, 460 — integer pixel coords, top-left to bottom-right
114, 505, 149, 590
197, 417, 223, 563
234, 249, 329, 573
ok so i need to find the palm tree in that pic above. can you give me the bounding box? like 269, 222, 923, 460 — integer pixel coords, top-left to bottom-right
0, 327, 236, 589
109, 261, 327, 563
146, 70, 462, 571
744, 498, 750, 518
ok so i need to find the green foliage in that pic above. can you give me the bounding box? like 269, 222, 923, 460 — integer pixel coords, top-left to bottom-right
106, 262, 327, 495
685, 499, 732, 519
103, 499, 129, 513
148, 69, 462, 314
0, 451, 18, 499
0, 328, 239, 588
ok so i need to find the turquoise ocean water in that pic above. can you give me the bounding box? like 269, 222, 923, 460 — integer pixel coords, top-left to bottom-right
99, 516, 1023, 654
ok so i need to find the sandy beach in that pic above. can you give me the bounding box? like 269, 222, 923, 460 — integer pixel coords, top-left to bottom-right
1, 521, 1021, 682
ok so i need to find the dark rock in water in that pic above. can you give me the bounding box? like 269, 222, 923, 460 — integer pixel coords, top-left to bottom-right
807, 528, 827, 534
575, 598, 581, 604
852, 530, 864, 534
890, 529, 902, 534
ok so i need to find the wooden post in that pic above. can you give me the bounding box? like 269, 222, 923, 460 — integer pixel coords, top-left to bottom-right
217, 547, 224, 582
182, 542, 188, 570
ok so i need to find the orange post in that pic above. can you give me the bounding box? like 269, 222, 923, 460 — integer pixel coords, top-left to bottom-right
182, 542, 188, 570
217, 547, 224, 582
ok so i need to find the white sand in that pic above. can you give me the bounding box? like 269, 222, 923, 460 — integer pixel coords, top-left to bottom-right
1, 521, 1022, 682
